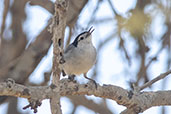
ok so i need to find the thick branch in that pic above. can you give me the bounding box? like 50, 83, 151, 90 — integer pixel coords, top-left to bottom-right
50, 0, 68, 85
49, 0, 69, 113
0, 26, 52, 83
0, 79, 51, 99
1, 78, 171, 114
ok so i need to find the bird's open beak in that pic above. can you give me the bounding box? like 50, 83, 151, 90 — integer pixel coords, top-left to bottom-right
87, 27, 95, 37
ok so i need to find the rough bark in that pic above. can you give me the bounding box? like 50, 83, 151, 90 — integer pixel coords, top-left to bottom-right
0, 72, 171, 114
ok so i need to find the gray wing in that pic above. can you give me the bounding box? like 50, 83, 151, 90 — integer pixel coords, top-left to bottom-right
64, 44, 75, 53
59, 44, 75, 64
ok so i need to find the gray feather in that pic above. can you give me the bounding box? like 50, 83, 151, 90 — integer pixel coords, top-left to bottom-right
64, 44, 75, 53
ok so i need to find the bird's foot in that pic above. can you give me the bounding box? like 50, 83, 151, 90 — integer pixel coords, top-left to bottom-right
91, 79, 97, 89
84, 73, 97, 89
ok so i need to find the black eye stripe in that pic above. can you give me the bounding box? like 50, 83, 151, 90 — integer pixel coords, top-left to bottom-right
72, 31, 88, 47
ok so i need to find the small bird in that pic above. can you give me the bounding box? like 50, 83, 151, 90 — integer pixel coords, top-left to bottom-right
59, 27, 97, 88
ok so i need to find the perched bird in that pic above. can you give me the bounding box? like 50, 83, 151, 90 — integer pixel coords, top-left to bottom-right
59, 27, 97, 87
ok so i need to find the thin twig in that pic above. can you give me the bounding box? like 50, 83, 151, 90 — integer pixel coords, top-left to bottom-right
107, 0, 118, 16
140, 69, 171, 90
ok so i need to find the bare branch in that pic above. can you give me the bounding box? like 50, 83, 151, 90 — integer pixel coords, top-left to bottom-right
0, 78, 171, 113
50, 0, 68, 84
107, 0, 118, 16
140, 69, 171, 90
49, 0, 69, 113
68, 96, 113, 114
0, 26, 52, 83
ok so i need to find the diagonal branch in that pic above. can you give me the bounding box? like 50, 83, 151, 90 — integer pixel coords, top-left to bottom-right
68, 95, 113, 114
140, 69, 171, 90
107, 0, 118, 16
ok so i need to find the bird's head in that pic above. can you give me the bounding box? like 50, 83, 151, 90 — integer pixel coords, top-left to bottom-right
72, 27, 95, 47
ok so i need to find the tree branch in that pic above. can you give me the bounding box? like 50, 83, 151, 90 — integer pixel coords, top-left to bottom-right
68, 95, 113, 114
140, 69, 171, 90
1, 77, 171, 113
49, 0, 69, 113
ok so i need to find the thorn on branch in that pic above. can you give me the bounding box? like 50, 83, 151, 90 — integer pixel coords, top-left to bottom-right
23, 99, 42, 113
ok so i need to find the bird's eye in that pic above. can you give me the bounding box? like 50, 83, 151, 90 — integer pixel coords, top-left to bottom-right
80, 37, 84, 40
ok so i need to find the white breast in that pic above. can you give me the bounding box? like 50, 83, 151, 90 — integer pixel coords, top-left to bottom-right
62, 43, 96, 75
